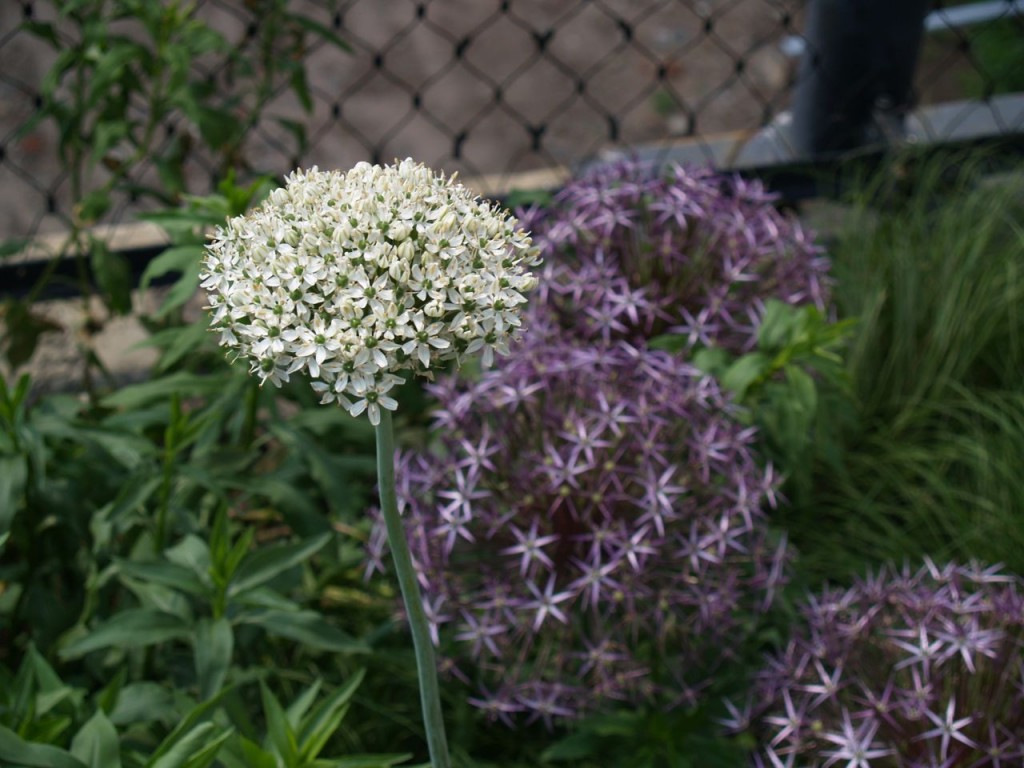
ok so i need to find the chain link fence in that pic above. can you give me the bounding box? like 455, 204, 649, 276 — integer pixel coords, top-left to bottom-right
1, 0, 1022, 243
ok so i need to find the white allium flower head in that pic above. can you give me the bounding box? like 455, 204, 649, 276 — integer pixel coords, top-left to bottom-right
202, 158, 541, 425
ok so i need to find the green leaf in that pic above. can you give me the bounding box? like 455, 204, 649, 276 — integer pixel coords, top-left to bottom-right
96, 669, 128, 718
297, 670, 365, 762
179, 729, 232, 768
785, 366, 819, 416
93, 475, 162, 538
757, 299, 800, 350
149, 321, 213, 373
284, 680, 322, 732
270, 423, 373, 517
287, 14, 352, 52
165, 535, 213, 578
194, 105, 241, 152
101, 372, 228, 409
50, 426, 155, 470
140, 246, 204, 290
193, 618, 233, 701
721, 352, 771, 401
60, 609, 191, 660
539, 730, 599, 761
259, 681, 298, 765
79, 191, 113, 225
288, 66, 313, 113
108, 683, 176, 726
26, 644, 71, 705
90, 240, 132, 315
333, 756, 413, 768
240, 610, 369, 654
231, 738, 276, 768
0, 725, 88, 768
692, 346, 732, 377
90, 120, 130, 165
1, 300, 61, 370
228, 532, 332, 597
70, 711, 121, 768
115, 559, 207, 597
0, 455, 27, 534
153, 261, 202, 319
646, 333, 689, 354
21, 20, 60, 47
142, 694, 226, 767
0, 238, 29, 259
147, 723, 224, 768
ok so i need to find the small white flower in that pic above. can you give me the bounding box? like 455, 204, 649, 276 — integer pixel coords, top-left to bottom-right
202, 159, 540, 424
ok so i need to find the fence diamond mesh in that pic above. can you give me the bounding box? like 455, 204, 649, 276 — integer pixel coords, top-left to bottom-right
0, 0, 1021, 242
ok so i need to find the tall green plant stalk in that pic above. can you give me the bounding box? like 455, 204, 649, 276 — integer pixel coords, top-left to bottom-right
374, 410, 451, 768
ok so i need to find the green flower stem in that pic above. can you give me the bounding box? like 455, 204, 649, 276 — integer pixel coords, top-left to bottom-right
375, 409, 452, 768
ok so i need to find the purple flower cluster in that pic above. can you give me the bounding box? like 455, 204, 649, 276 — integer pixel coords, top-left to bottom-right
368, 334, 787, 725
517, 160, 829, 351
363, 159, 836, 726
736, 560, 1024, 767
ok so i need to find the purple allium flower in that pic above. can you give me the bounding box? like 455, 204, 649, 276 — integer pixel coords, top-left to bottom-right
517, 160, 830, 352
368, 336, 786, 724
742, 560, 1024, 766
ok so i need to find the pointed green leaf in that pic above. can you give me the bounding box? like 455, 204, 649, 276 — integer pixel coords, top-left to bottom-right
194, 618, 233, 701
70, 710, 121, 768
540, 730, 599, 761
178, 728, 232, 768
691, 346, 732, 377
284, 679, 321, 732
0, 724, 89, 768
26, 644, 71, 708
287, 13, 352, 52
297, 670, 365, 762
228, 533, 332, 597
721, 352, 771, 401
90, 240, 132, 314
140, 246, 203, 290
259, 681, 298, 765
1, 300, 61, 370
646, 333, 689, 354
146, 686, 236, 766
147, 723, 221, 768
333, 756, 413, 768
0, 238, 29, 259
757, 299, 800, 350
108, 683, 176, 726
153, 261, 202, 319
115, 559, 207, 597
785, 366, 818, 415
234, 737, 276, 768
0, 455, 27, 534
60, 609, 191, 660
100, 373, 229, 410
165, 535, 213, 578
240, 610, 369, 654
93, 475, 162, 534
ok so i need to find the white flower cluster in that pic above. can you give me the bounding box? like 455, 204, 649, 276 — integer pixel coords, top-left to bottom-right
201, 159, 540, 424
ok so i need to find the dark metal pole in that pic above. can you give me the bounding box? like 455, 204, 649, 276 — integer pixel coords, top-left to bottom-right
791, 0, 932, 156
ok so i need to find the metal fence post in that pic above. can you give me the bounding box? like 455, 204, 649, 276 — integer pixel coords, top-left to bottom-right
792, 0, 932, 156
